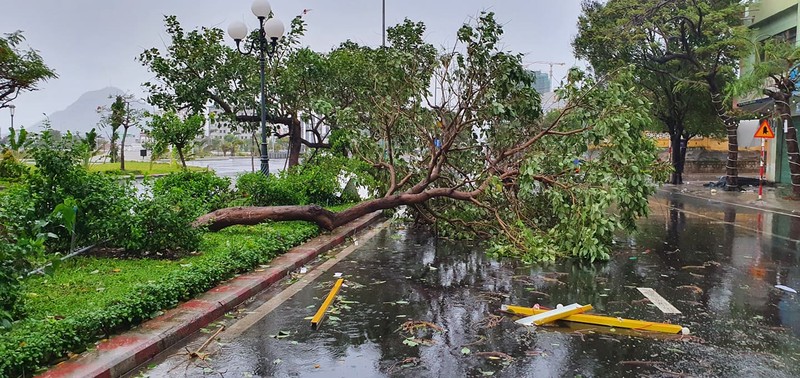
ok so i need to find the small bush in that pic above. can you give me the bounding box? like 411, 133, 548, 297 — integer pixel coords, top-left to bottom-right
27, 134, 135, 251
0, 151, 28, 181
113, 189, 204, 255
152, 171, 233, 212
236, 172, 308, 206
0, 185, 58, 325
236, 155, 370, 207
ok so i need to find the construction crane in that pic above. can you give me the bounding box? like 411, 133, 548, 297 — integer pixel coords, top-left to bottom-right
526, 61, 566, 82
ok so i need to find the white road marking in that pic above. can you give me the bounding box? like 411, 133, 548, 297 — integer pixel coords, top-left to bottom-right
637, 287, 681, 314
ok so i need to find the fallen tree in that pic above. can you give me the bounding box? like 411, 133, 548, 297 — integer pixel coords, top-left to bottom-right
195, 13, 668, 262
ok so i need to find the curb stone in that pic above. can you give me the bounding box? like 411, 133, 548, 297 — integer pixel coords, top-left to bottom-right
36, 211, 384, 378
659, 185, 800, 218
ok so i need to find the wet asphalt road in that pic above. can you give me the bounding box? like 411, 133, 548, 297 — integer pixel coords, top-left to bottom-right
134, 192, 800, 378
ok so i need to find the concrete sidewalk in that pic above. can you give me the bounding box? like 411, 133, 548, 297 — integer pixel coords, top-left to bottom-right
37, 212, 384, 378
660, 174, 800, 216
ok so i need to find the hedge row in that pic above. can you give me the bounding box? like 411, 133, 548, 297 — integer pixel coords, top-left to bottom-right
0, 222, 319, 377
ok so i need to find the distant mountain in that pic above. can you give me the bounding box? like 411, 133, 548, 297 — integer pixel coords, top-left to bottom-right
33, 87, 151, 137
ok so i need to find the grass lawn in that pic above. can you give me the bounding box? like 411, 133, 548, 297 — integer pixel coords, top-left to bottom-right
86, 161, 203, 176
22, 222, 315, 321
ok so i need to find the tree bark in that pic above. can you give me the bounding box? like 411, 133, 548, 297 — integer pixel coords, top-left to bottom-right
288, 120, 302, 167
120, 127, 128, 171
177, 147, 187, 168
707, 86, 739, 190
195, 186, 483, 232
669, 130, 683, 184
773, 93, 800, 197
679, 135, 689, 182
110, 135, 119, 163
724, 123, 739, 190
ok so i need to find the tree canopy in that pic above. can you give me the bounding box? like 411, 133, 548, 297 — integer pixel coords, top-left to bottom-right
0, 31, 57, 109
146, 112, 205, 168
139, 15, 312, 166
574, 0, 748, 186
574, 0, 725, 184
196, 13, 668, 262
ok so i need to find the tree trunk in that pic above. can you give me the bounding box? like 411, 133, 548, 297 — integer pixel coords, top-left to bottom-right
669, 133, 682, 184
110, 136, 119, 163
775, 97, 800, 197
195, 186, 482, 232
120, 127, 128, 171
679, 135, 689, 182
288, 121, 302, 167
177, 147, 187, 168
707, 84, 739, 190
724, 123, 739, 191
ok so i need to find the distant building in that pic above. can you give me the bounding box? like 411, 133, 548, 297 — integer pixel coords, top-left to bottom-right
206, 105, 253, 142
528, 70, 551, 94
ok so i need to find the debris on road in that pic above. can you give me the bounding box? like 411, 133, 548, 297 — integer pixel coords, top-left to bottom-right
775, 285, 797, 294
515, 303, 593, 326
311, 278, 344, 329
474, 351, 513, 362
502, 304, 689, 335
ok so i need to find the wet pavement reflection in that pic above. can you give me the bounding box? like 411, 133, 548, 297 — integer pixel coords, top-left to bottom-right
141, 192, 800, 377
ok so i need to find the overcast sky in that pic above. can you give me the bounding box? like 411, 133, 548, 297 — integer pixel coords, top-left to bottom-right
2, 0, 584, 127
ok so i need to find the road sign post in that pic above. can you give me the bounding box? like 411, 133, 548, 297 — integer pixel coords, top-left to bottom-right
755, 119, 775, 200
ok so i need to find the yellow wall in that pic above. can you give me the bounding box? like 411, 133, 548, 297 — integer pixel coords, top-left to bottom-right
652, 137, 760, 151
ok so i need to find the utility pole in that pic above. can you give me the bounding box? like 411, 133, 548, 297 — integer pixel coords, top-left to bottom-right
382, 0, 386, 47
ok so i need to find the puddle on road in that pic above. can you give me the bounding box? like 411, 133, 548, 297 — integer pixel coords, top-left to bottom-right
141, 193, 800, 377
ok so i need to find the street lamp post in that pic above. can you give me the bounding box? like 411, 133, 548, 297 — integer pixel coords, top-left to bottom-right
6, 104, 15, 140
228, 0, 285, 176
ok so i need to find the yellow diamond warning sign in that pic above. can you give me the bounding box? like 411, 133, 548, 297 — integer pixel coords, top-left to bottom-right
754, 119, 775, 139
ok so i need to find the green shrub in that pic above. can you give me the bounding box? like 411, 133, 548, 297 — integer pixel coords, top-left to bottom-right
236, 155, 371, 207
113, 189, 204, 255
0, 151, 28, 181
0, 186, 43, 325
27, 134, 135, 251
0, 222, 319, 377
236, 172, 307, 206
152, 171, 233, 212
0, 239, 45, 327
0, 187, 71, 325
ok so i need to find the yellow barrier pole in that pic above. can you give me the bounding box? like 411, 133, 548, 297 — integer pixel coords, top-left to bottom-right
311, 278, 344, 329
502, 304, 687, 334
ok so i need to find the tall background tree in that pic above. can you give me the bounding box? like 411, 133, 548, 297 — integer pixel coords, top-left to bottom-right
0, 31, 57, 109
574, 0, 723, 184
146, 112, 204, 168
96, 94, 144, 170
196, 13, 668, 262
574, 0, 748, 187
139, 15, 312, 167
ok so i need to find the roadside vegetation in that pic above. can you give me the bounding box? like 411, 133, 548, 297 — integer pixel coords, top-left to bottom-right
0, 125, 363, 376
